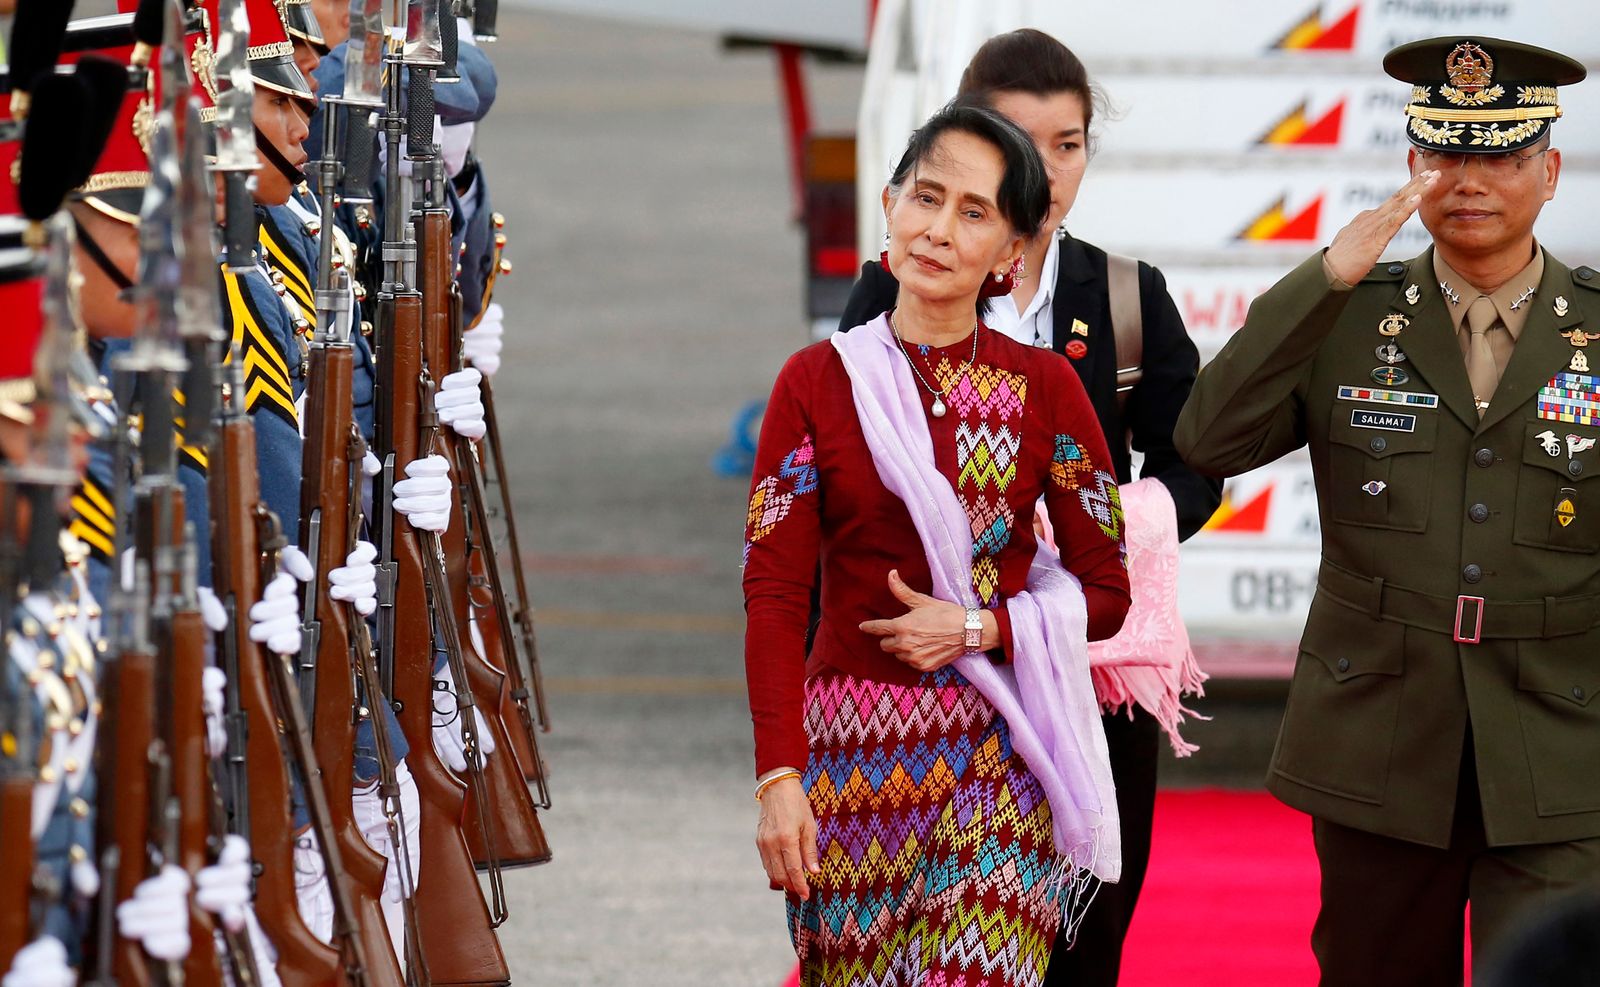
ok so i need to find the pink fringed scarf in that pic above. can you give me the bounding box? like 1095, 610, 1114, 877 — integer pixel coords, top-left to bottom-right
831, 316, 1121, 888
1038, 479, 1209, 755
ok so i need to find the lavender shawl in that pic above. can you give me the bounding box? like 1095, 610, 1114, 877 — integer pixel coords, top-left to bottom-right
831, 316, 1121, 883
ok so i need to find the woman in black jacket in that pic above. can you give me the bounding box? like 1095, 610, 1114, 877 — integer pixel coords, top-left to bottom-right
838, 29, 1223, 986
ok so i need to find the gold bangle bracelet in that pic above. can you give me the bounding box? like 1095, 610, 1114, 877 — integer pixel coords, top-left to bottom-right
754, 770, 802, 802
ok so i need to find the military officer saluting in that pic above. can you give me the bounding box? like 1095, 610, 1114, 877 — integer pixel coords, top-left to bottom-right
1176, 37, 1597, 984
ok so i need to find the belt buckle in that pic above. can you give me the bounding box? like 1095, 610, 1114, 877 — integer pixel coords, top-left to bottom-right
1454, 595, 1485, 644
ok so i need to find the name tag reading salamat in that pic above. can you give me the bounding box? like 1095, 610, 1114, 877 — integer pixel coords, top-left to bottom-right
1351, 409, 1417, 432
1337, 385, 1439, 409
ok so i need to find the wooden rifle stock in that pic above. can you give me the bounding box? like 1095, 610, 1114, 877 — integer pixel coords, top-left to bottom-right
96, 637, 156, 987
0, 773, 34, 971
300, 338, 408, 987
416, 204, 548, 871
375, 285, 509, 987
210, 390, 346, 987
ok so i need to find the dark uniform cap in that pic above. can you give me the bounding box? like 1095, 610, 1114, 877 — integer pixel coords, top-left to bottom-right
1384, 36, 1587, 154
276, 0, 327, 53
58, 14, 150, 226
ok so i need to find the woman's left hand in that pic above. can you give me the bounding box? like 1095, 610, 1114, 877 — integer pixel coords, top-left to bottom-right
859, 570, 973, 672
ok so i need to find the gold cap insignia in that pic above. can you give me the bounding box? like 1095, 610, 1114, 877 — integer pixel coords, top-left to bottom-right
1446, 43, 1494, 93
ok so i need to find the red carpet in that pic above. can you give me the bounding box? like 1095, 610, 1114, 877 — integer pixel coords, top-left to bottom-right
1119, 789, 1320, 986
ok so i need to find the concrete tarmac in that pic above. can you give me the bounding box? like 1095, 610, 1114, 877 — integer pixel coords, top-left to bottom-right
475, 8, 863, 984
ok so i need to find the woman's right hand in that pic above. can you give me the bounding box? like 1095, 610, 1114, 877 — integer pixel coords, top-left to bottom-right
756, 777, 821, 901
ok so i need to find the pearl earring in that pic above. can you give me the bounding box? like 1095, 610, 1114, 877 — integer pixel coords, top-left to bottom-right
994, 272, 1004, 282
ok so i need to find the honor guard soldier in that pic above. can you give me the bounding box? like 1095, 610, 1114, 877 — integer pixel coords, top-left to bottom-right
1175, 37, 1598, 983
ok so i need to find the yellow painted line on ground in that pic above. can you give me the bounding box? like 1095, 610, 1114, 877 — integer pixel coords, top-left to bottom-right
545, 675, 745, 697
537, 606, 743, 635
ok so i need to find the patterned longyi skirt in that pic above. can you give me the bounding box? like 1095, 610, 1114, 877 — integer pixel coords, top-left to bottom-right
788, 665, 1065, 987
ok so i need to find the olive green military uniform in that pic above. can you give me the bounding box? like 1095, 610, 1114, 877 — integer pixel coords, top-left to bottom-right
1176, 247, 1600, 978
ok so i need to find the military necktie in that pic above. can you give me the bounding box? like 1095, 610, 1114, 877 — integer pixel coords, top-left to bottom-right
1465, 295, 1500, 417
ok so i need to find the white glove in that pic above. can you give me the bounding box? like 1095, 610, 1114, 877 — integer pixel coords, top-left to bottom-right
202, 666, 228, 759
2, 936, 75, 987
248, 574, 303, 657
462, 303, 503, 378
328, 541, 379, 617
434, 368, 485, 440
116, 865, 192, 961
194, 834, 253, 933
194, 586, 228, 633
391, 456, 452, 533
441, 121, 475, 178
362, 451, 382, 477
430, 662, 495, 775
277, 545, 315, 583
70, 856, 99, 899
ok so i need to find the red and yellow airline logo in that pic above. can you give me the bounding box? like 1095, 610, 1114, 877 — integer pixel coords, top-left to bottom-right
1258, 99, 1346, 146
1272, 4, 1360, 51
1203, 485, 1274, 534
1236, 194, 1324, 242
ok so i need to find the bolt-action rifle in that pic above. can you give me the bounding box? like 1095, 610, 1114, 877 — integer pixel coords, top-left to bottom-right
369, 0, 509, 980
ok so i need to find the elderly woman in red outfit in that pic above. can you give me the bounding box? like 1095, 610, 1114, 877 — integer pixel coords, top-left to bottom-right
743, 102, 1132, 987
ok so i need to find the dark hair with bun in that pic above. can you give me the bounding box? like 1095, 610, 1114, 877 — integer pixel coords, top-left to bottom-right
957, 28, 1101, 153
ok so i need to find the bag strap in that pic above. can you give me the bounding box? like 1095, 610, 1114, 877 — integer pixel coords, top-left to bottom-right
1105, 252, 1144, 411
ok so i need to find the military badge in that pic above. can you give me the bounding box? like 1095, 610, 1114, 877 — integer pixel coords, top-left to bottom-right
1375, 342, 1407, 365
1573, 350, 1591, 373
1536, 429, 1562, 456
1405, 284, 1421, 306
1362, 480, 1388, 496
1556, 296, 1571, 317
1371, 366, 1409, 386
1378, 313, 1409, 336
1556, 492, 1577, 528
1443, 42, 1503, 106
1568, 434, 1597, 457
1560, 327, 1598, 348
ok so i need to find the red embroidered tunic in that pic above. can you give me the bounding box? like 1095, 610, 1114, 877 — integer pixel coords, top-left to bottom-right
743, 326, 1132, 776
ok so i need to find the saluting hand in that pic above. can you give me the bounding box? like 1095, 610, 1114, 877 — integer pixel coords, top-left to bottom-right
859, 570, 986, 672
1325, 169, 1440, 286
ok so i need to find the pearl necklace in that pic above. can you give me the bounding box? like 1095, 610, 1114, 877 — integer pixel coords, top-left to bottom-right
891, 313, 978, 419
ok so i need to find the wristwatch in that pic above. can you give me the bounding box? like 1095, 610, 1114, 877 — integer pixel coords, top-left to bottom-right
964, 607, 984, 651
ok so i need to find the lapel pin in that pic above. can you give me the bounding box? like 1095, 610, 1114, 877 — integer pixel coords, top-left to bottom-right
1537, 430, 1563, 456
1378, 313, 1410, 337
1405, 283, 1421, 306
1556, 296, 1571, 317
1071, 319, 1089, 337
1065, 339, 1088, 360
1362, 480, 1387, 496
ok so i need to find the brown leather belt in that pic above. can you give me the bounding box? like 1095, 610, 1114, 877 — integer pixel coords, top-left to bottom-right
1316, 560, 1600, 644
